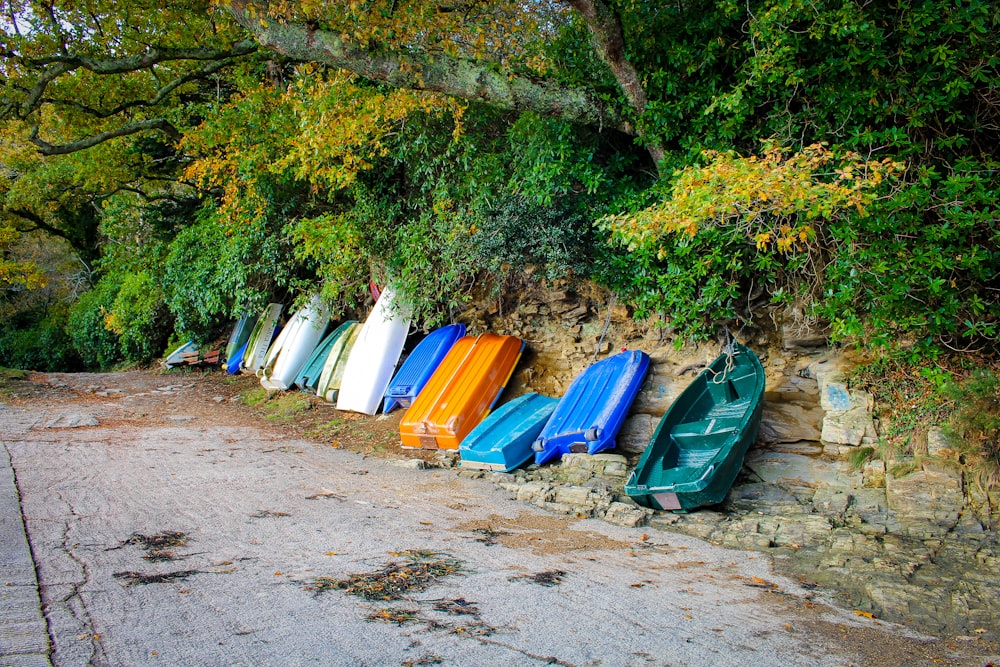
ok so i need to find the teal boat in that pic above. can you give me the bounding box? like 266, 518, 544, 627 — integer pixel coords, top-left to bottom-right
459, 393, 558, 472
292, 321, 354, 393
625, 344, 765, 513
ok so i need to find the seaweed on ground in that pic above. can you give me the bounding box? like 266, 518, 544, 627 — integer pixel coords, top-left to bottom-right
119, 530, 188, 550
113, 569, 201, 586
509, 570, 566, 587
311, 550, 463, 600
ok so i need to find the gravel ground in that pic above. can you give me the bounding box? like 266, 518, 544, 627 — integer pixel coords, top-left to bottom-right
1, 369, 994, 667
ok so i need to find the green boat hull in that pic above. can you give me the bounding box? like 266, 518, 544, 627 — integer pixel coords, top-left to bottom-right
625, 344, 765, 513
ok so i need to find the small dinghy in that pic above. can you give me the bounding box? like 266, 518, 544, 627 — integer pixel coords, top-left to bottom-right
459, 392, 558, 472
239, 303, 283, 374
336, 287, 412, 415
317, 322, 361, 402
259, 294, 330, 391
625, 343, 765, 513
162, 340, 198, 368
292, 321, 354, 393
532, 349, 650, 465
383, 323, 466, 414
224, 311, 258, 366
400, 333, 524, 450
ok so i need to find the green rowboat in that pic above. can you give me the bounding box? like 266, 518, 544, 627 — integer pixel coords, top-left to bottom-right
625, 344, 765, 513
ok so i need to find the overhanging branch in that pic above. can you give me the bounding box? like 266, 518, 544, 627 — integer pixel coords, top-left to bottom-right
29, 119, 182, 156
225, 1, 626, 132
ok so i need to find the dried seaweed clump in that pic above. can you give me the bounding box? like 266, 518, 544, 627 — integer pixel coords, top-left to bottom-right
312, 550, 464, 600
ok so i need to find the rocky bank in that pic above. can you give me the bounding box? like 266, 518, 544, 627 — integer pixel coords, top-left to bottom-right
445, 281, 1000, 638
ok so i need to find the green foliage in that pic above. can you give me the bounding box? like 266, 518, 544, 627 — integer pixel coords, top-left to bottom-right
162, 206, 295, 342
104, 271, 169, 364
66, 278, 122, 370
0, 304, 81, 372
469, 195, 596, 288
943, 370, 1000, 490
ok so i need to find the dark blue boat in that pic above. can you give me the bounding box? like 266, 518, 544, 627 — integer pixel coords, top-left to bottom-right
383, 323, 466, 414
532, 350, 650, 465
459, 393, 559, 472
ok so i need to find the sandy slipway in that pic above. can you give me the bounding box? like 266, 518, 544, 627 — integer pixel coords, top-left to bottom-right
0, 371, 994, 667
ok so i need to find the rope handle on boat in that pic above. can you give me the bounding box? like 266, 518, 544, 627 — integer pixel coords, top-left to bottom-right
709, 328, 737, 384
698, 464, 716, 482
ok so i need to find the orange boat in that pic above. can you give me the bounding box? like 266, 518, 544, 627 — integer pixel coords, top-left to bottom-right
400, 333, 524, 450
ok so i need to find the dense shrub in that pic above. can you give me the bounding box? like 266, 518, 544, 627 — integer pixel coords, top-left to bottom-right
0, 304, 81, 371
66, 278, 122, 370
104, 271, 169, 364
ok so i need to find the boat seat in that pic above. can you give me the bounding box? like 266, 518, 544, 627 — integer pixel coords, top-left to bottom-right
704, 400, 751, 419
675, 447, 721, 468
672, 418, 740, 437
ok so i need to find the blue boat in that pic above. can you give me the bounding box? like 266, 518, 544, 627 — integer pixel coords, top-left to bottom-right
224, 311, 258, 365
292, 321, 356, 393
459, 393, 558, 472
383, 323, 466, 414
225, 341, 248, 375
532, 350, 650, 465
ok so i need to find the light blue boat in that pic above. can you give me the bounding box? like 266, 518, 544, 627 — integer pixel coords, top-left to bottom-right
383, 323, 466, 414
292, 321, 355, 393
533, 350, 650, 465
459, 393, 558, 472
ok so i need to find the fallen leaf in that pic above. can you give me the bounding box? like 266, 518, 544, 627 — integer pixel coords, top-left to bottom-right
325, 551, 338, 556
854, 610, 875, 619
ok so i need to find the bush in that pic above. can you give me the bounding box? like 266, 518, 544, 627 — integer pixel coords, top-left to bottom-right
0, 304, 82, 371
66, 278, 122, 370
104, 271, 170, 364
943, 370, 1000, 491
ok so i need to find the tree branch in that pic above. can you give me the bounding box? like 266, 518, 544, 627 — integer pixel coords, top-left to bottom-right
29, 119, 182, 156
36, 58, 241, 120
225, 1, 625, 132
16, 39, 258, 119
564, 0, 664, 167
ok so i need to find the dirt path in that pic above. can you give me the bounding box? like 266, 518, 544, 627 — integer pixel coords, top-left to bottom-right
1, 370, 992, 667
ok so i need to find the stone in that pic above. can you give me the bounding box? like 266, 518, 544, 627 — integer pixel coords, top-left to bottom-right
812, 488, 851, 516
758, 397, 824, 444
886, 465, 964, 539
553, 485, 595, 506
743, 449, 848, 490
603, 502, 652, 527
862, 459, 886, 488
389, 458, 429, 470
927, 427, 958, 459
821, 406, 875, 446
42, 412, 99, 428
615, 414, 655, 454
516, 481, 552, 504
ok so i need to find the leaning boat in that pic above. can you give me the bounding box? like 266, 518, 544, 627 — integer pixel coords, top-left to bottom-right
239, 303, 283, 375
336, 287, 412, 415
532, 350, 649, 465
259, 294, 330, 391
224, 311, 258, 365
624, 344, 765, 513
459, 392, 558, 472
293, 321, 354, 393
383, 323, 466, 414
400, 333, 524, 450
317, 322, 361, 402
